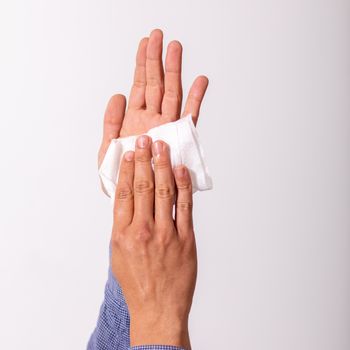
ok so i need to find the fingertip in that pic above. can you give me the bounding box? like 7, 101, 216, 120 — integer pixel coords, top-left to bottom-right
174, 165, 192, 192
138, 37, 149, 55
194, 76, 209, 92
136, 37, 149, 63
198, 75, 209, 84
152, 140, 168, 158
168, 40, 183, 53
174, 165, 188, 180
100, 93, 126, 166
124, 151, 135, 162
150, 28, 163, 39
108, 93, 127, 106
105, 94, 127, 121
136, 135, 152, 149
140, 36, 149, 45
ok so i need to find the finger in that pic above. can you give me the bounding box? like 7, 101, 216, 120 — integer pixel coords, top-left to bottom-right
182, 75, 209, 126
161, 40, 183, 122
145, 29, 164, 113
98, 94, 126, 167
128, 37, 148, 110
174, 165, 193, 235
113, 151, 135, 228
133, 135, 154, 222
152, 140, 175, 225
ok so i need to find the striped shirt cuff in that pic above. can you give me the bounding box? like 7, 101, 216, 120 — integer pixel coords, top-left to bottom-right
131, 346, 185, 350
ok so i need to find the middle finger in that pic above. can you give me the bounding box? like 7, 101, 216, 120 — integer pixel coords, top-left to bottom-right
133, 135, 154, 222
152, 140, 175, 225
145, 29, 164, 113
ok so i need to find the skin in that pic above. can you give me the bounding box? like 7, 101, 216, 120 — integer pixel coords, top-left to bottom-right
112, 138, 196, 349
98, 28, 209, 168
97, 29, 209, 349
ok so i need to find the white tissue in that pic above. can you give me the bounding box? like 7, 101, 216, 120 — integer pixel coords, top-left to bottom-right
98, 114, 213, 202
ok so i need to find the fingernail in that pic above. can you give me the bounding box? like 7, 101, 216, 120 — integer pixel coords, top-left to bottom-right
137, 135, 149, 148
124, 151, 134, 161
153, 141, 165, 157
174, 165, 186, 178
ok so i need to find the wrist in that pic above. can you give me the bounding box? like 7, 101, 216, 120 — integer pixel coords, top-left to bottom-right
130, 313, 190, 349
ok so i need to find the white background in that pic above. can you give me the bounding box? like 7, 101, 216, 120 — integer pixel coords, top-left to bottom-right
0, 1, 350, 349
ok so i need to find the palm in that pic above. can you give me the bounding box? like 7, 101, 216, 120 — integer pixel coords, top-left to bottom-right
119, 110, 163, 137
98, 29, 208, 167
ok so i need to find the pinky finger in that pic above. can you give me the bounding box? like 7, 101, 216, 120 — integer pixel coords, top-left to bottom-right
182, 75, 209, 126
174, 165, 193, 236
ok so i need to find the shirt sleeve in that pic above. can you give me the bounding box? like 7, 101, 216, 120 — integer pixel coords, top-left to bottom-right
87, 266, 131, 350
131, 346, 185, 350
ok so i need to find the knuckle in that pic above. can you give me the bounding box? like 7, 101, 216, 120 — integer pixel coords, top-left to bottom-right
147, 56, 161, 62
156, 225, 174, 242
177, 201, 193, 211
105, 116, 122, 127
188, 93, 201, 103
135, 226, 152, 243
154, 159, 170, 170
156, 184, 174, 199
147, 75, 162, 87
135, 179, 154, 194
164, 88, 182, 103
104, 113, 122, 128
133, 79, 146, 88
116, 185, 133, 201
135, 152, 152, 163
177, 182, 192, 191
111, 229, 123, 246
156, 234, 172, 248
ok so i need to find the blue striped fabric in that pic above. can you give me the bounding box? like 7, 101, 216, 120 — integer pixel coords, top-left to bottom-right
132, 347, 186, 350
87, 264, 185, 350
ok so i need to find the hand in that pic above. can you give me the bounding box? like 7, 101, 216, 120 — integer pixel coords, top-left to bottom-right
111, 135, 197, 349
98, 28, 209, 168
